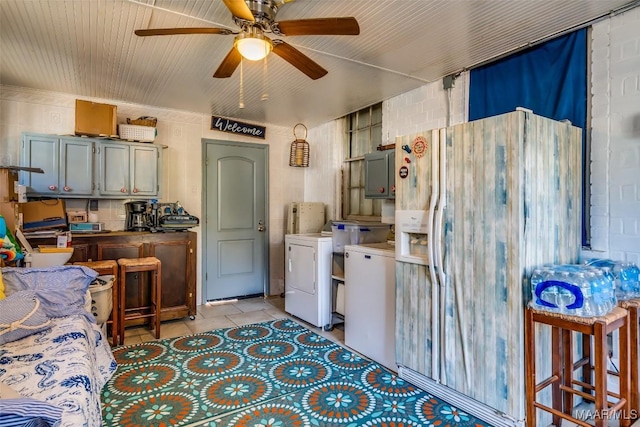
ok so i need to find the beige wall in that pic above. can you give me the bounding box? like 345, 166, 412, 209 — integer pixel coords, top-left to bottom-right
0, 85, 308, 300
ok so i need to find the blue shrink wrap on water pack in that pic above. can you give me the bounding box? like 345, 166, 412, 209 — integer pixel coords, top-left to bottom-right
530, 264, 617, 317
584, 259, 640, 301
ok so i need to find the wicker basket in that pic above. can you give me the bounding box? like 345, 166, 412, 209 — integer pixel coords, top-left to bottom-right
127, 117, 157, 127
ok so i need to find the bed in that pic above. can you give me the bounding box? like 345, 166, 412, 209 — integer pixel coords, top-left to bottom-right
0, 265, 117, 427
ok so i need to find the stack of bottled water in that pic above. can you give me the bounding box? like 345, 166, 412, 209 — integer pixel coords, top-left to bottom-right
530, 264, 616, 317
584, 259, 640, 301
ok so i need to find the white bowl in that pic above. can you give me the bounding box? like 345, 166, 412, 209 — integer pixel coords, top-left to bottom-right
29, 249, 74, 268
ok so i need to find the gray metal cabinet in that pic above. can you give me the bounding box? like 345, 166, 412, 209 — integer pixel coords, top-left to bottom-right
21, 133, 94, 197
98, 141, 160, 198
364, 150, 395, 199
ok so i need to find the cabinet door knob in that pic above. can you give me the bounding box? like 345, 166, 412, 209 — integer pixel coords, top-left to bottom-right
378, 186, 385, 193
120, 187, 127, 193
63, 186, 71, 192
49, 185, 57, 191
133, 188, 138, 193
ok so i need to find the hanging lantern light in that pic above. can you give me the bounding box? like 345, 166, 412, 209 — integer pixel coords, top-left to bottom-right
289, 123, 309, 167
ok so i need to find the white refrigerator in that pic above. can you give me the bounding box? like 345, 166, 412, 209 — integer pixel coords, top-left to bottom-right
394, 111, 582, 426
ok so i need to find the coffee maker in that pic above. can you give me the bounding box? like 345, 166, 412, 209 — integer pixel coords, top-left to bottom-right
125, 201, 150, 231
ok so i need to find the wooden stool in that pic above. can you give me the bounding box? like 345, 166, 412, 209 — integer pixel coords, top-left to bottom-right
619, 299, 640, 417
525, 307, 631, 427
117, 257, 162, 344
74, 260, 119, 345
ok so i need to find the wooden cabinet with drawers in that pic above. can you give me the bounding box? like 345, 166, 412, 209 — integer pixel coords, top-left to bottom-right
30, 231, 197, 323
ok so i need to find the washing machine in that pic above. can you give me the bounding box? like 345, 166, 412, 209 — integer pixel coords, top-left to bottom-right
284, 233, 333, 328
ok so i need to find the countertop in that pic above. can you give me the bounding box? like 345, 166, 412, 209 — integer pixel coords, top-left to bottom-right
344, 241, 395, 257
26, 230, 193, 239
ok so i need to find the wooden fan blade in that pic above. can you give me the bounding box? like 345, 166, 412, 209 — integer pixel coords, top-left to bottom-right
135, 27, 235, 36
272, 41, 327, 80
213, 47, 242, 78
275, 17, 359, 36
222, 0, 255, 22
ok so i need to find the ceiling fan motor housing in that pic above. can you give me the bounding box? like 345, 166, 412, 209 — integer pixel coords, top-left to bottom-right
236, 0, 279, 31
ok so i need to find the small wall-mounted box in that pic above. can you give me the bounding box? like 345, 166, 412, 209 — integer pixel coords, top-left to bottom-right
364, 150, 396, 199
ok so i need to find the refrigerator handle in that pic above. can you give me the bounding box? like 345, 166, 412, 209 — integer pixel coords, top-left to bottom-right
435, 128, 447, 385
426, 129, 440, 383
427, 128, 440, 280
435, 128, 446, 282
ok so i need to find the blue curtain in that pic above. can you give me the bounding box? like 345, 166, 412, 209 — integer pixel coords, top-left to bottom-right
469, 29, 588, 245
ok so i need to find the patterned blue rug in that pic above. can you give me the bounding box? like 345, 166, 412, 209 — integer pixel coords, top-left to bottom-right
101, 318, 491, 426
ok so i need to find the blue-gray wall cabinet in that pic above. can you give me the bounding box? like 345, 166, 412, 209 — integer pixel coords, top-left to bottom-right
20, 132, 161, 199
97, 142, 160, 198
21, 133, 94, 197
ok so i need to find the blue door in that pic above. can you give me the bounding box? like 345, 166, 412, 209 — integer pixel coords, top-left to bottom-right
203, 140, 268, 300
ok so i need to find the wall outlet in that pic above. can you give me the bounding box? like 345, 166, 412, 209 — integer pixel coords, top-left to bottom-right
89, 199, 99, 211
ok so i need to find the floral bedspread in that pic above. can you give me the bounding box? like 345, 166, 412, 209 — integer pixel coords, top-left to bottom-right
0, 314, 117, 427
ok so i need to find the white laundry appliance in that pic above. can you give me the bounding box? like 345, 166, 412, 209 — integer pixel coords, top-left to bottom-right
284, 233, 332, 328
286, 202, 325, 234
344, 242, 396, 371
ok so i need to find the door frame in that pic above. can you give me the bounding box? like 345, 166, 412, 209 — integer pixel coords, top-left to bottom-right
201, 138, 270, 303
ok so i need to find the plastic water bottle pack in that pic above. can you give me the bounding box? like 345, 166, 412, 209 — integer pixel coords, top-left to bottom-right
584, 259, 640, 301
530, 264, 616, 317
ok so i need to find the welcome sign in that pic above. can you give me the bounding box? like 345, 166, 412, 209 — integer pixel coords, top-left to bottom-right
211, 116, 266, 139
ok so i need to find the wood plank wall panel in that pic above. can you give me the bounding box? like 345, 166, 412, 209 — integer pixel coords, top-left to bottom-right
394, 111, 581, 421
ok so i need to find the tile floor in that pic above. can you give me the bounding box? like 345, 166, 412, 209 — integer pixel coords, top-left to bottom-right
118, 295, 345, 347
115, 296, 640, 427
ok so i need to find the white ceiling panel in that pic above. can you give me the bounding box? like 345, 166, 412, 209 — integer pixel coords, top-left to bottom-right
1, 0, 638, 128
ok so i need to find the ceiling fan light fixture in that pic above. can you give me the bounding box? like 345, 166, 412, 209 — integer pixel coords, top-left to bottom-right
235, 33, 273, 61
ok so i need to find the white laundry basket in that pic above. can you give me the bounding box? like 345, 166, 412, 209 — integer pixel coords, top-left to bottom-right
89, 275, 114, 325
118, 124, 155, 142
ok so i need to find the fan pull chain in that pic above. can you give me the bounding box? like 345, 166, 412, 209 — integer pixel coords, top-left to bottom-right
239, 59, 245, 109
261, 55, 269, 101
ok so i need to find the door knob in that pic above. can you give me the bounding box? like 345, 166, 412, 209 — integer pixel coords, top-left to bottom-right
257, 220, 265, 232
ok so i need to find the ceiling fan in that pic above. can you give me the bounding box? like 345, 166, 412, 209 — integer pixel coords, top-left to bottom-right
134, 0, 360, 80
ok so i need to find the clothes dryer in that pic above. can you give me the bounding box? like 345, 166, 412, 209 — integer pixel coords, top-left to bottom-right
284, 233, 333, 328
